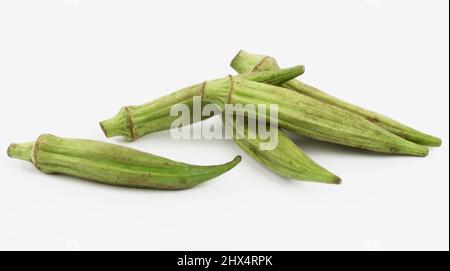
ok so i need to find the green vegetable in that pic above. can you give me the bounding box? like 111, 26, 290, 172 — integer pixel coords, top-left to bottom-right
100, 66, 304, 141
204, 76, 429, 156
231, 50, 441, 147
8, 134, 241, 190
224, 114, 341, 184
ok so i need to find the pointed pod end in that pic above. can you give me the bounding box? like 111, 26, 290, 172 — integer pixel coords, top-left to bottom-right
216, 155, 242, 174
332, 176, 342, 185
308, 170, 342, 185
392, 138, 430, 157
410, 133, 442, 147
292, 170, 342, 185
315, 173, 342, 185
428, 136, 442, 147
434, 138, 442, 147
230, 155, 242, 166
403, 143, 429, 157
295, 65, 306, 76
418, 146, 430, 157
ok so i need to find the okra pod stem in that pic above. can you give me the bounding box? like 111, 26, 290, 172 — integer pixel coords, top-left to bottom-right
8, 134, 241, 190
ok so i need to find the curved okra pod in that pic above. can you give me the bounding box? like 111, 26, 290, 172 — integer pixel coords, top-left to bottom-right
223, 114, 341, 184
100, 66, 304, 141
7, 134, 241, 190
231, 50, 442, 147
204, 76, 429, 157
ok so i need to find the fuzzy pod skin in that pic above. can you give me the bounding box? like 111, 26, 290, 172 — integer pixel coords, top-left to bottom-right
100, 66, 304, 141
223, 114, 341, 184
7, 134, 241, 190
204, 76, 429, 157
231, 50, 442, 147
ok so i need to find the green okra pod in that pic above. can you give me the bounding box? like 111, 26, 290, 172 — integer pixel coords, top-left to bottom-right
223, 114, 341, 184
100, 66, 304, 141
204, 76, 429, 156
231, 50, 442, 147
7, 134, 241, 190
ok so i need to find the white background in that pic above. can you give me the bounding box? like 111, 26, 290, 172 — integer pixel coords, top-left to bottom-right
0, 0, 448, 251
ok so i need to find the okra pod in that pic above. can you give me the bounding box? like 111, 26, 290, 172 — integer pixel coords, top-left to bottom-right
231, 50, 442, 147
100, 66, 304, 141
7, 134, 241, 190
224, 114, 341, 184
204, 76, 429, 156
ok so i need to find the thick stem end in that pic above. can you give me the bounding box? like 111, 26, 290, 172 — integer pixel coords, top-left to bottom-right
7, 142, 34, 162
100, 107, 133, 141
231, 50, 279, 73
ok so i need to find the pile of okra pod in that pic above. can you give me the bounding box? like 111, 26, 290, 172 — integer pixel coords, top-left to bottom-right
8, 50, 441, 189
